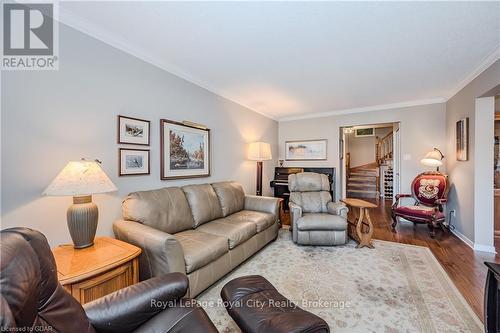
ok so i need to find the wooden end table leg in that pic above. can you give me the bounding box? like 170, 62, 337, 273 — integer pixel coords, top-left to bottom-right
356, 207, 375, 249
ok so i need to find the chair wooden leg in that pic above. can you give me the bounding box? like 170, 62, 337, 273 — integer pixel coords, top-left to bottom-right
391, 212, 397, 230
428, 223, 436, 238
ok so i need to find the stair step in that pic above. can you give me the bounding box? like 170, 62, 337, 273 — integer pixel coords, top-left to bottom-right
347, 189, 379, 199
350, 171, 378, 177
348, 183, 376, 188
348, 177, 377, 183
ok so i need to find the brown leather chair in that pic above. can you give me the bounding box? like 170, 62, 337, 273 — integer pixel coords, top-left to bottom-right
0, 227, 218, 333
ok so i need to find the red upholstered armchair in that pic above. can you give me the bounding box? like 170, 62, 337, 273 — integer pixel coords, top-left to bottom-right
391, 171, 449, 238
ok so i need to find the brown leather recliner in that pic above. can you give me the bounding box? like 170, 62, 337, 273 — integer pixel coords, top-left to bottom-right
0, 227, 218, 333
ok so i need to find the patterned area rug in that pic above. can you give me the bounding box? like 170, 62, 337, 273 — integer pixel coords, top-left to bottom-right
197, 230, 483, 333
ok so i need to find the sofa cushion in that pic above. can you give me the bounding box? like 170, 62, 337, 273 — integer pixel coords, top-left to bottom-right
182, 184, 223, 227
297, 213, 347, 231
123, 187, 195, 234
197, 219, 257, 249
211, 182, 245, 217
225, 210, 275, 233
174, 230, 229, 273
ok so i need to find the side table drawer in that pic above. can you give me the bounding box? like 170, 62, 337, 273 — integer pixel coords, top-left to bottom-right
66, 258, 138, 304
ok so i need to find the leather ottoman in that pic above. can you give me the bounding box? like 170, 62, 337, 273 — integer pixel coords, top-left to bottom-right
220, 275, 330, 333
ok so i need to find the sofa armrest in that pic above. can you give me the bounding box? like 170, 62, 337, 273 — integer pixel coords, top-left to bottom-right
327, 202, 348, 218
113, 220, 186, 280
289, 202, 302, 242
84, 273, 188, 333
244, 195, 280, 217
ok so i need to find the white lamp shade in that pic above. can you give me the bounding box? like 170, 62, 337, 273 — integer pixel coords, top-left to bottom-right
420, 150, 444, 167
43, 160, 117, 196
248, 142, 272, 161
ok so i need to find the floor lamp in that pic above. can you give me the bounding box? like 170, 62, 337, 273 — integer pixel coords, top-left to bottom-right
248, 142, 272, 196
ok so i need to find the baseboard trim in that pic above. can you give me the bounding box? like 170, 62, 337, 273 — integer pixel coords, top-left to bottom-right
449, 228, 474, 249
473, 243, 497, 254
449, 227, 497, 254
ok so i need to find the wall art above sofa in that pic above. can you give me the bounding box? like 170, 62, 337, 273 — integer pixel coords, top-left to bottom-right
160, 119, 210, 180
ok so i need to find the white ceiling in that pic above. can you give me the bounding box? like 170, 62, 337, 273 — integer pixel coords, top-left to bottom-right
59, 1, 500, 120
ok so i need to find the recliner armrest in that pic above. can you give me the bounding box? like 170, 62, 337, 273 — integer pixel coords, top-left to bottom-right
113, 220, 186, 280
84, 273, 189, 333
244, 195, 279, 217
327, 202, 348, 217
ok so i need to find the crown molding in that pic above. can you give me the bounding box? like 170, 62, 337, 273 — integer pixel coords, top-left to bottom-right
445, 46, 500, 100
278, 97, 447, 122
57, 7, 278, 121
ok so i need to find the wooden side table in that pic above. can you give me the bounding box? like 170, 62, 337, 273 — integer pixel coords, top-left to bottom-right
341, 198, 377, 249
53, 237, 141, 304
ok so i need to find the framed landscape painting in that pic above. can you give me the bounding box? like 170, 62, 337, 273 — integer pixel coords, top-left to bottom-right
285, 139, 327, 160
160, 119, 210, 180
118, 115, 150, 146
119, 148, 150, 176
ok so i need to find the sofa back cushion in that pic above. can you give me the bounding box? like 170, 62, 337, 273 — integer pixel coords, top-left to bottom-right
123, 187, 195, 234
182, 184, 223, 227
211, 181, 246, 217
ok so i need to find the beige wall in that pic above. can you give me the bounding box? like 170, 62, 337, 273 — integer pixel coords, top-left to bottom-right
346, 127, 392, 168
445, 59, 500, 248
1, 24, 278, 247
278, 103, 446, 200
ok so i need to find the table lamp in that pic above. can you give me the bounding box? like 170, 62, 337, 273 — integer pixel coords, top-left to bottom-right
43, 159, 117, 249
248, 142, 272, 196
421, 148, 445, 171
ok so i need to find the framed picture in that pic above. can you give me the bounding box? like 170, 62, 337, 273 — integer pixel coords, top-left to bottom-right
119, 148, 150, 176
117, 115, 150, 146
456, 117, 469, 161
160, 119, 210, 180
355, 128, 375, 137
285, 139, 327, 161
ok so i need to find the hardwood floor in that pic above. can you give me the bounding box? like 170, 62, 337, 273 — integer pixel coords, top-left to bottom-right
358, 199, 500, 322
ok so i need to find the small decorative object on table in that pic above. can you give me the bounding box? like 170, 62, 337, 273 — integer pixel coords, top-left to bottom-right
119, 148, 150, 176
53, 237, 141, 304
117, 115, 150, 146
341, 198, 377, 249
160, 119, 210, 180
43, 159, 117, 248
248, 142, 272, 196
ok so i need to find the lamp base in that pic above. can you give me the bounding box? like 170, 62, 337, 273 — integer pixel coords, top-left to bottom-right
67, 195, 98, 249
256, 161, 263, 196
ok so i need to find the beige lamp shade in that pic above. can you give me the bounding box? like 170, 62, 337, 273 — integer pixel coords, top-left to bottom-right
421, 149, 444, 167
248, 142, 272, 161
43, 160, 117, 196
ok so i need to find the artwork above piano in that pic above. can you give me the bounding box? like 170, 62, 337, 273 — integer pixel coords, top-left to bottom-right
270, 167, 336, 212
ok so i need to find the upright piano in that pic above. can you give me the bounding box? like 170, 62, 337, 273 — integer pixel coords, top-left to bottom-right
270, 167, 336, 211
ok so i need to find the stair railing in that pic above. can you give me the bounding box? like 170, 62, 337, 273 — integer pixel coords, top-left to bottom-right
376, 132, 393, 165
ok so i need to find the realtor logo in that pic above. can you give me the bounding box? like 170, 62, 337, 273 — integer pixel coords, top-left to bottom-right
2, 2, 59, 70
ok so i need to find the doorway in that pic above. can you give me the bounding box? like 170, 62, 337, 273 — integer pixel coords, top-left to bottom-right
339, 122, 401, 208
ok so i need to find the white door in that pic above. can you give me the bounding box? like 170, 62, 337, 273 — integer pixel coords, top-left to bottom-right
392, 123, 401, 202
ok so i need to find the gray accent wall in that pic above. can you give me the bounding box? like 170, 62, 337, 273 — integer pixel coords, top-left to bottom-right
445, 59, 500, 245
1, 24, 278, 246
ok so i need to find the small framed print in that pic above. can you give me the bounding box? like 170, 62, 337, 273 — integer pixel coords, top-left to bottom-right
285, 139, 327, 161
456, 117, 469, 161
355, 128, 375, 137
118, 115, 150, 146
119, 148, 150, 176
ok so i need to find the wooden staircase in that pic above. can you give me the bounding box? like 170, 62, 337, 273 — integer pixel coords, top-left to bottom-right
347, 164, 379, 199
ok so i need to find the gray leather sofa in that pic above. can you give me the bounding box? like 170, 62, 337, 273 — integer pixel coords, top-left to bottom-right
113, 181, 280, 297
289, 172, 349, 246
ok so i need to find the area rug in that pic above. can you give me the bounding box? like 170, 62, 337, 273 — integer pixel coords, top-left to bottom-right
197, 230, 483, 333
